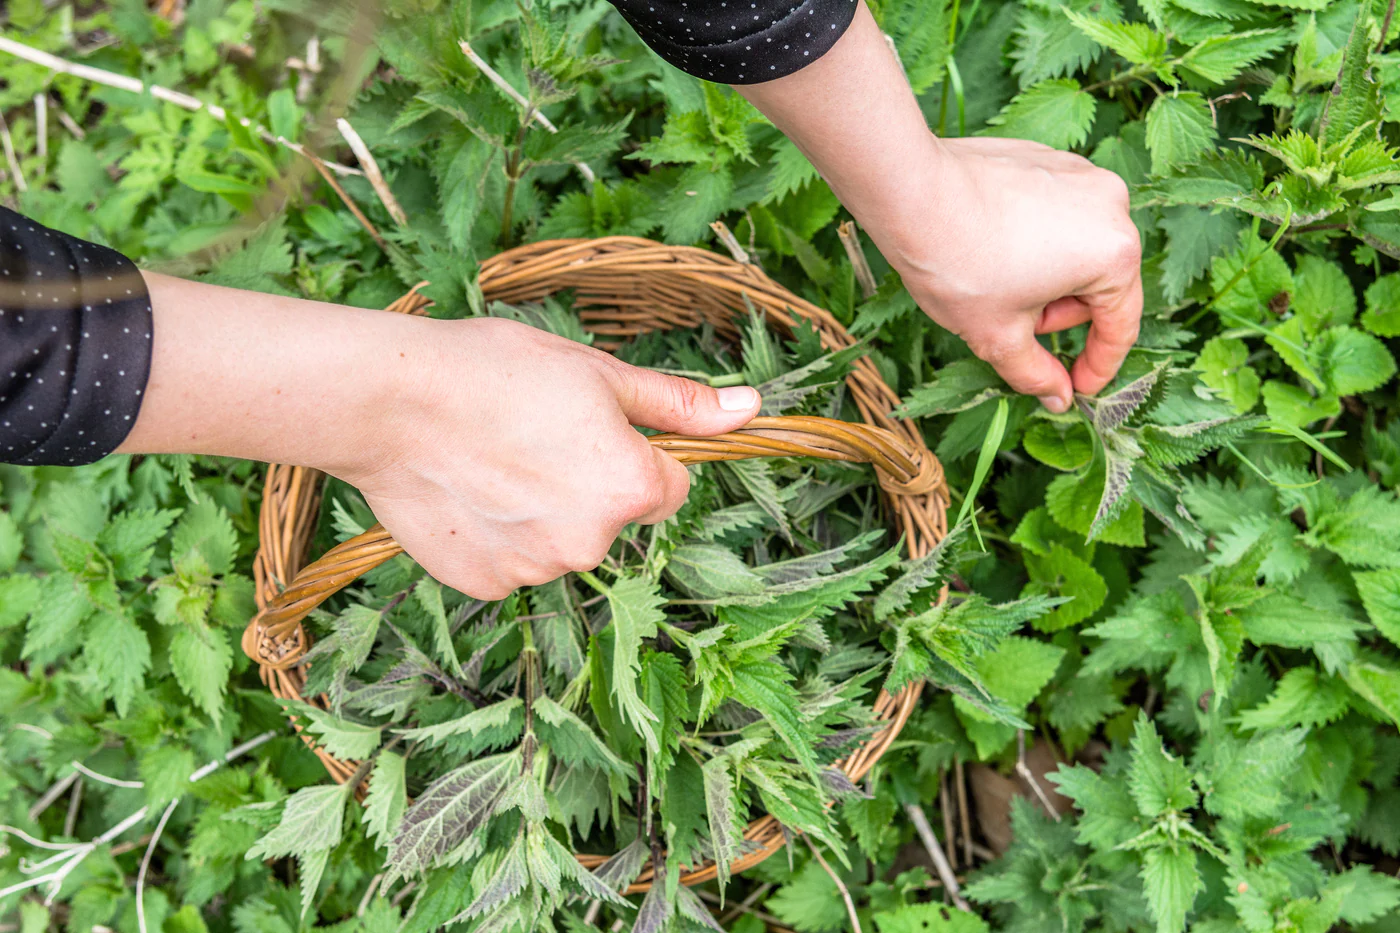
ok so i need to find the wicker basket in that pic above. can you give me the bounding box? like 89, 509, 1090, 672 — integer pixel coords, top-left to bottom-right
240, 236, 950, 894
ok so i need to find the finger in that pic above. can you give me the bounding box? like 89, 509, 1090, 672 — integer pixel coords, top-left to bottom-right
1071, 273, 1144, 396
968, 325, 1074, 413
635, 447, 692, 525
605, 362, 761, 435
1037, 297, 1093, 334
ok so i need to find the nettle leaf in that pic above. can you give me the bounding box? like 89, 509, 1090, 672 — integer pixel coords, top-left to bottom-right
1294, 254, 1357, 333
982, 78, 1098, 150
1362, 272, 1400, 337
1145, 93, 1216, 176
98, 507, 180, 581
285, 699, 383, 759
1209, 230, 1294, 323
1336, 138, 1400, 189
731, 662, 820, 780
701, 757, 744, 889
605, 574, 666, 756
1316, 325, 1397, 396
1237, 667, 1351, 730
532, 695, 629, 777
170, 497, 238, 577
1180, 28, 1288, 83
396, 696, 524, 747
1023, 544, 1109, 630
1128, 715, 1196, 817
666, 544, 765, 598
1023, 419, 1095, 471
86, 607, 151, 717
387, 751, 518, 879
247, 782, 353, 862
414, 577, 462, 677
170, 625, 233, 726
1064, 10, 1168, 67
1327, 865, 1400, 924
1318, 4, 1382, 148
1011, 0, 1113, 87
897, 359, 1008, 417
363, 751, 407, 849
1141, 845, 1201, 933
875, 521, 967, 621
1195, 336, 1260, 413
1077, 363, 1163, 434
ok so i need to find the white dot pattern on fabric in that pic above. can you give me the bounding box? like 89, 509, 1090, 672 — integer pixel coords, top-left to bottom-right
0, 206, 154, 466
608, 0, 855, 84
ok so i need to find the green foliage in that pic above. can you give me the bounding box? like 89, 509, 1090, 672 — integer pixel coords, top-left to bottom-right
7, 0, 1400, 929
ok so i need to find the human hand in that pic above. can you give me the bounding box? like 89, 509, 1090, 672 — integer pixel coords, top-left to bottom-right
336, 317, 761, 599
121, 275, 760, 600
884, 137, 1143, 411
736, 2, 1142, 411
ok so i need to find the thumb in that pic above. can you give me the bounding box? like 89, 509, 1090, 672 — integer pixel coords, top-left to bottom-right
605, 363, 761, 436
968, 326, 1074, 414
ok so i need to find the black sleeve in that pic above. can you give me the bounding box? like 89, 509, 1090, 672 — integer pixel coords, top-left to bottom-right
609, 0, 858, 84
0, 206, 153, 466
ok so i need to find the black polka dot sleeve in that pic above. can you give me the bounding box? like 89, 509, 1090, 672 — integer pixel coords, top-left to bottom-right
0, 207, 152, 466
609, 0, 858, 84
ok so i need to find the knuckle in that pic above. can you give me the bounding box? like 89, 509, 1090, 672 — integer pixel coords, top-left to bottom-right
665, 377, 703, 424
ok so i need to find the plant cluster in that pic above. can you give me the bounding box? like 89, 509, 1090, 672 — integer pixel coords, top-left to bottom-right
6, 0, 1400, 931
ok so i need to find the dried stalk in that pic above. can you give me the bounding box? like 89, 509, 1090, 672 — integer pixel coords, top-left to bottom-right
294, 35, 322, 104
357, 873, 384, 916
720, 882, 773, 925
0, 730, 278, 904
904, 803, 972, 911
34, 94, 47, 161
136, 799, 178, 933
805, 837, 862, 933
52, 99, 85, 141
307, 152, 386, 249
336, 118, 407, 226
26, 771, 77, 823
838, 220, 878, 299
1015, 731, 1062, 822
710, 220, 751, 264
940, 774, 957, 870
71, 761, 144, 789
955, 757, 972, 866
0, 111, 27, 194
0, 35, 360, 176
62, 778, 82, 838
458, 41, 597, 184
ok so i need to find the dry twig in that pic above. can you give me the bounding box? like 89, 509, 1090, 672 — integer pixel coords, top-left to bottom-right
0, 111, 27, 194
805, 836, 862, 933
955, 757, 972, 866
904, 802, 972, 911
710, 220, 752, 264
34, 94, 47, 161
136, 799, 178, 933
336, 118, 407, 226
0, 35, 360, 176
62, 779, 82, 839
26, 772, 77, 823
838, 220, 878, 299
1014, 731, 1062, 823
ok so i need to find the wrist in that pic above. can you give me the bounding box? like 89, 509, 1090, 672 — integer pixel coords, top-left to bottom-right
122, 272, 437, 480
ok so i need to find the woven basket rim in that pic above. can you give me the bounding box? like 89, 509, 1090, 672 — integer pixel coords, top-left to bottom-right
243, 235, 950, 895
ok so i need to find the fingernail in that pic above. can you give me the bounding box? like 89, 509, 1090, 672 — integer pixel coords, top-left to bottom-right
1039, 394, 1069, 414
717, 386, 760, 411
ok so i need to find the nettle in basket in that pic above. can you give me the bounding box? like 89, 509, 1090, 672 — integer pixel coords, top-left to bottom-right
233, 243, 1062, 929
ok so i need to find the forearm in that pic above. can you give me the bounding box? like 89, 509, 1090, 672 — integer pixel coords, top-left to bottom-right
116, 272, 419, 476
735, 2, 941, 265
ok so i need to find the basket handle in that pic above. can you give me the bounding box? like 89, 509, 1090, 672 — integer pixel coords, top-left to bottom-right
241, 414, 943, 670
